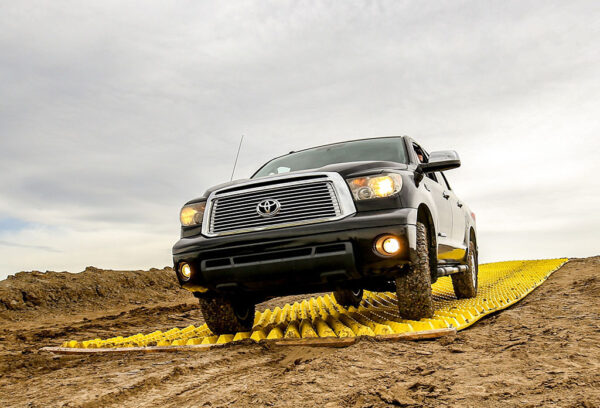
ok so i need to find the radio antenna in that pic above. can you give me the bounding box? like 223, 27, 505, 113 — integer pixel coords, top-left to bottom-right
230, 134, 244, 181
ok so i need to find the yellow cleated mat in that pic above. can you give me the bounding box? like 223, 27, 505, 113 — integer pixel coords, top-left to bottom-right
49, 258, 567, 353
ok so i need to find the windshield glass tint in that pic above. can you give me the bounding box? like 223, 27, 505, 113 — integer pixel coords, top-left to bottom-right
253, 137, 407, 178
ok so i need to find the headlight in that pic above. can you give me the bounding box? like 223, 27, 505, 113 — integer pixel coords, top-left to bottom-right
346, 173, 403, 200
180, 202, 206, 226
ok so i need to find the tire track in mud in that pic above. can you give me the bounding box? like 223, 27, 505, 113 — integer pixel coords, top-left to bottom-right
78, 348, 280, 408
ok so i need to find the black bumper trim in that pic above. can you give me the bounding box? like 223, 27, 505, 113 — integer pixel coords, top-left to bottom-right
202, 243, 349, 271
199, 242, 358, 294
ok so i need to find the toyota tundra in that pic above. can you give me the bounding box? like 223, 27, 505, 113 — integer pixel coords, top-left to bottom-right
173, 136, 478, 334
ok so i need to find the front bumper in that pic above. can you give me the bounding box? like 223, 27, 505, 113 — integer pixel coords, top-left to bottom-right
172, 208, 418, 298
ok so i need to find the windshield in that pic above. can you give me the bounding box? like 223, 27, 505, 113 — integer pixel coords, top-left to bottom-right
253, 137, 408, 178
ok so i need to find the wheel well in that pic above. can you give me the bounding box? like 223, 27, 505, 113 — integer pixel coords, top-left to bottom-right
417, 204, 437, 281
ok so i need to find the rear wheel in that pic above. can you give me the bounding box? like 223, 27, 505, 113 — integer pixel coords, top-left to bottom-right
452, 240, 478, 298
197, 295, 255, 335
395, 221, 435, 320
333, 288, 364, 308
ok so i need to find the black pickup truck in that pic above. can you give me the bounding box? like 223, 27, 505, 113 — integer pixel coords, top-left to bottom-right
173, 136, 478, 334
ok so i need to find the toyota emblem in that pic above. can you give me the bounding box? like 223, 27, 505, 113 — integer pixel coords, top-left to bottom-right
256, 199, 281, 217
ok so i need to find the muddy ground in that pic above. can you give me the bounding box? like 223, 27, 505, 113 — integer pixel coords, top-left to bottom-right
0, 257, 598, 407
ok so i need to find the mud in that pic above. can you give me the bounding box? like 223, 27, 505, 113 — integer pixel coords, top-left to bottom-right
0, 257, 598, 407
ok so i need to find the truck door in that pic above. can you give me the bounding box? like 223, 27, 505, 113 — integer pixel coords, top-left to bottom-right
424, 173, 454, 256
411, 142, 454, 257
437, 172, 467, 260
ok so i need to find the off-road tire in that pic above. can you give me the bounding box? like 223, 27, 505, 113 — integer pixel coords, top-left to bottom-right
333, 288, 364, 308
197, 295, 255, 335
395, 222, 435, 320
451, 240, 478, 298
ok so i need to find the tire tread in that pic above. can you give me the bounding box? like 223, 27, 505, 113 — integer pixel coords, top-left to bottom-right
395, 222, 435, 320
198, 296, 255, 335
451, 241, 478, 298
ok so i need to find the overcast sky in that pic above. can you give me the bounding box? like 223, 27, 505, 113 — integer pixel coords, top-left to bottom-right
1, 1, 599, 279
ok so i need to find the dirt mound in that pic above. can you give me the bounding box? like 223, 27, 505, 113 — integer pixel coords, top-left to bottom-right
0, 266, 195, 314
569, 256, 600, 297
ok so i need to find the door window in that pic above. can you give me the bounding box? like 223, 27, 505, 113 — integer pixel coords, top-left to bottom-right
412, 143, 428, 164
412, 143, 437, 181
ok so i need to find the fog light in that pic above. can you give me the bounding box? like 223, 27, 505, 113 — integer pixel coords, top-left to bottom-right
382, 237, 400, 254
374, 235, 402, 256
179, 263, 192, 281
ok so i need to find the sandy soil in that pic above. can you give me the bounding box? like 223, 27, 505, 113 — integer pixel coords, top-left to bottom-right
0, 257, 598, 407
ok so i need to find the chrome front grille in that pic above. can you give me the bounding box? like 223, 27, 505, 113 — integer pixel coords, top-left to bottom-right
203, 174, 356, 236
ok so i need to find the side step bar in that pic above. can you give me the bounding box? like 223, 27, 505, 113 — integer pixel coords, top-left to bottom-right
437, 264, 468, 277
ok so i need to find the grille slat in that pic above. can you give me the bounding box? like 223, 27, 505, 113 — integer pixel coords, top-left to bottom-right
214, 192, 333, 212
213, 203, 337, 225
213, 214, 337, 231
213, 201, 340, 223
216, 182, 329, 202
213, 209, 338, 229
208, 180, 341, 235
214, 197, 336, 217
215, 187, 331, 208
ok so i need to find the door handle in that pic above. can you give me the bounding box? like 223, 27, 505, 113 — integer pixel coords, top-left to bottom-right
442, 191, 450, 199
424, 183, 431, 192
457, 201, 463, 208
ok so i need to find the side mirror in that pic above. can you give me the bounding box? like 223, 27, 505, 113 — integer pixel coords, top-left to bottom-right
420, 150, 461, 172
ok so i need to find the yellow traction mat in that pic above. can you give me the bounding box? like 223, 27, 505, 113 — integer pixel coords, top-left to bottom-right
48, 259, 567, 353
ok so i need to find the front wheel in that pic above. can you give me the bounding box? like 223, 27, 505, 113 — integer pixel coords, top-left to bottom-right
197, 295, 255, 335
395, 222, 435, 320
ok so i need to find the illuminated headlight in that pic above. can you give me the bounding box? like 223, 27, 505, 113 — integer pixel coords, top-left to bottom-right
180, 202, 206, 227
346, 173, 403, 200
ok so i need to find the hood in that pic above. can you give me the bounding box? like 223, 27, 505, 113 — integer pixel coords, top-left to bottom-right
186, 160, 410, 204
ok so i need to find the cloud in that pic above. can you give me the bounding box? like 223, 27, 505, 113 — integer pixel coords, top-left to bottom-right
0, 1, 599, 278
0, 240, 60, 253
